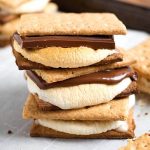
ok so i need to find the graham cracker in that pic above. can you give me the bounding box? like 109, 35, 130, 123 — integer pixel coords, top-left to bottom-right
119, 133, 150, 150
30, 110, 135, 139
137, 76, 150, 95
130, 38, 150, 80
23, 94, 133, 121
18, 13, 127, 36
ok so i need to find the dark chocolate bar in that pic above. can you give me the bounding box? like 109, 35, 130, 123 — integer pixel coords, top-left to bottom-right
13, 32, 115, 49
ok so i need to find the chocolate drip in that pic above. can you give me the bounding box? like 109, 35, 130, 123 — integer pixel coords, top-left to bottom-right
26, 67, 137, 89
13, 32, 115, 50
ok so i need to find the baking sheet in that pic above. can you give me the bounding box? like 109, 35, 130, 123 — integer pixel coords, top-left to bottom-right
0, 29, 150, 150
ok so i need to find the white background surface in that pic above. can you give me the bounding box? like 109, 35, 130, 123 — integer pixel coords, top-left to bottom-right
0, 30, 150, 150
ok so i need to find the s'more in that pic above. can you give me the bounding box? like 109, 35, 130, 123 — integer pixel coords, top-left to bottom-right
130, 38, 150, 94
12, 13, 137, 138
0, 0, 58, 47
119, 133, 150, 150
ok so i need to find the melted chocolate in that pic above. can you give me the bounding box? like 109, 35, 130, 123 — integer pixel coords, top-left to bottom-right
13, 32, 115, 49
26, 67, 137, 89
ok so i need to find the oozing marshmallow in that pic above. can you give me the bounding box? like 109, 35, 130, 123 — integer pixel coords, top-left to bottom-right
128, 94, 135, 110
14, 40, 117, 68
26, 75, 132, 109
37, 119, 128, 135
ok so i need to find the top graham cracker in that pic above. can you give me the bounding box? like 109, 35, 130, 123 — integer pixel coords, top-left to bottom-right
17, 13, 127, 36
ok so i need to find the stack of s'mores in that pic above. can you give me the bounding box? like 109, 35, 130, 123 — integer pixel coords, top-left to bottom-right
12, 13, 138, 138
0, 0, 58, 47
